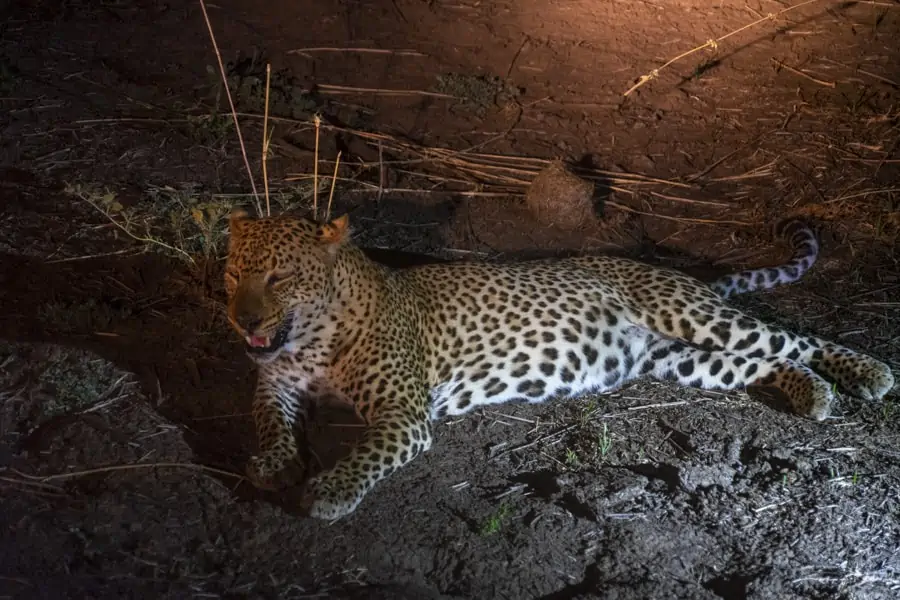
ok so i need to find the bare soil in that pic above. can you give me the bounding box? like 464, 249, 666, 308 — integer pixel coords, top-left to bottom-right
2, 0, 900, 598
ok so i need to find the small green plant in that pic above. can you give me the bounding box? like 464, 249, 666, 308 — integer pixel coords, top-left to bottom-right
65, 182, 250, 266
66, 180, 330, 268
479, 503, 511, 536
565, 447, 580, 467
187, 113, 234, 147
579, 399, 597, 427
882, 399, 895, 422
37, 349, 127, 416
38, 297, 131, 333
597, 422, 612, 460
65, 182, 196, 265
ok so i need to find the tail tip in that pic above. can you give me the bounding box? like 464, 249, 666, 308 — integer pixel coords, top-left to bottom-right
774, 217, 815, 241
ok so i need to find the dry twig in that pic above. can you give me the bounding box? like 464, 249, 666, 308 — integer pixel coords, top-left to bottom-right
238, 115, 754, 226
5, 462, 245, 483
262, 63, 273, 216
316, 83, 457, 99
623, 0, 827, 97
198, 0, 261, 215
289, 47, 426, 58
327, 151, 342, 220
313, 114, 322, 220
771, 58, 835, 88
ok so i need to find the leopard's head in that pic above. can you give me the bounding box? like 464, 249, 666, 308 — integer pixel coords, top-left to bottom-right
225, 209, 350, 363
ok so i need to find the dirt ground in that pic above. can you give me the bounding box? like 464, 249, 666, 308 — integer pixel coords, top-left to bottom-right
2, 0, 900, 598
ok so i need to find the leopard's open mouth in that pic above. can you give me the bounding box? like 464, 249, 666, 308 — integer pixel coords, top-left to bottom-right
244, 318, 292, 356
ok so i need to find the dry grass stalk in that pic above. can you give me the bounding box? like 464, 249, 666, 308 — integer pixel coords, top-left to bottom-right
344, 188, 516, 198
262, 63, 273, 216
74, 117, 190, 125
7, 462, 245, 483
313, 114, 322, 220
289, 47, 426, 57
294, 122, 690, 188
283, 174, 517, 197
605, 201, 755, 226
647, 191, 731, 208
826, 188, 900, 204
198, 0, 261, 216
856, 68, 900, 88
46, 248, 140, 264
771, 58, 835, 88
326, 151, 342, 220
623, 0, 826, 97
378, 140, 385, 201
316, 83, 458, 99
237, 114, 756, 226
0, 475, 65, 494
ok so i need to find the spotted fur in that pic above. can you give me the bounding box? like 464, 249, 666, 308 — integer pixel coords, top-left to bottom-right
710, 219, 819, 298
224, 210, 894, 520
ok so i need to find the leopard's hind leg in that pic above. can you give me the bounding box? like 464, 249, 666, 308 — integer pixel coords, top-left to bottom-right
621, 283, 894, 403
633, 336, 835, 419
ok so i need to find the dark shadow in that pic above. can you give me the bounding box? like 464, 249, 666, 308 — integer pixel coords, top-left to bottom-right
703, 571, 761, 600
509, 469, 561, 499
573, 152, 614, 222
556, 492, 598, 522
623, 462, 681, 494
0, 250, 258, 487
329, 582, 464, 600
538, 563, 602, 600
744, 384, 796, 417
0, 241, 453, 515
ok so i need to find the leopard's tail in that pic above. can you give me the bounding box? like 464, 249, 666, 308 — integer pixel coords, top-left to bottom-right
710, 219, 818, 298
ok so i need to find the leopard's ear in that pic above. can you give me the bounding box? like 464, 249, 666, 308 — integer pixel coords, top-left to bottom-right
229, 207, 253, 234
316, 214, 350, 247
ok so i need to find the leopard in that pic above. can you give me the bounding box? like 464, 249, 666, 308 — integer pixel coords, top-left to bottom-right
224, 209, 894, 520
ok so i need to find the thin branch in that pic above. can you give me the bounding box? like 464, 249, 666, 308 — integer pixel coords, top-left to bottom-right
262, 63, 272, 216
771, 57, 835, 87
198, 0, 262, 215
76, 193, 195, 264
7, 462, 245, 483
623, 0, 826, 96
326, 151, 342, 221
316, 83, 458, 99
313, 114, 321, 220
288, 47, 426, 57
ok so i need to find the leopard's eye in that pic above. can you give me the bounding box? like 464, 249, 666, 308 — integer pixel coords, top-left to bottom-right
266, 271, 294, 286
225, 268, 239, 283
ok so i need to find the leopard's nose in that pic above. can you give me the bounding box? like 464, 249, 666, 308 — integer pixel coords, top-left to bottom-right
236, 314, 262, 332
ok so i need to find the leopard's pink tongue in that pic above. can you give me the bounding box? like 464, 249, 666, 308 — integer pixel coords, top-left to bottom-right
248, 335, 269, 348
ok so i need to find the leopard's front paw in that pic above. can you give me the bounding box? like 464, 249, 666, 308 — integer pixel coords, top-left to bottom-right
301, 472, 366, 520
245, 454, 306, 491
